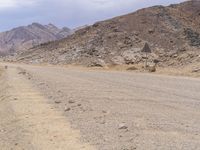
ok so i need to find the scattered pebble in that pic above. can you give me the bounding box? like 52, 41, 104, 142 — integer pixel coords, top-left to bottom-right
54, 100, 61, 104
118, 123, 128, 130
100, 121, 106, 124
102, 110, 107, 113
192, 68, 200, 73
18, 71, 26, 75
69, 100, 75, 104
65, 107, 71, 112
0, 129, 5, 132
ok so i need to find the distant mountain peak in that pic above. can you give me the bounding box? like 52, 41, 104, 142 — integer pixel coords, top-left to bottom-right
30, 22, 45, 28
47, 23, 57, 27
0, 23, 72, 56
32, 22, 42, 26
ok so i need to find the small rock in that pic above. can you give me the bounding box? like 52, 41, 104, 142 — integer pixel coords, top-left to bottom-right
64, 107, 71, 111
57, 90, 62, 93
39, 82, 45, 85
118, 123, 128, 130
131, 146, 137, 150
18, 71, 26, 75
119, 135, 123, 138
100, 121, 106, 124
148, 29, 155, 34
102, 110, 107, 113
69, 100, 75, 104
192, 68, 200, 73
55, 100, 61, 104
148, 66, 156, 72
172, 54, 178, 58
127, 66, 138, 71
0, 129, 5, 132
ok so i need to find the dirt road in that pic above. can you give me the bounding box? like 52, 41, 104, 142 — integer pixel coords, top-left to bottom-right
0, 64, 94, 150
1, 63, 200, 150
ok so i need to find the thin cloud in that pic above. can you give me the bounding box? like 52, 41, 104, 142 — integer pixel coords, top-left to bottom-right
0, 0, 36, 10
0, 0, 185, 31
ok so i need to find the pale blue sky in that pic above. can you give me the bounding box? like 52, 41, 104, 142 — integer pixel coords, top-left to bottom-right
0, 0, 185, 31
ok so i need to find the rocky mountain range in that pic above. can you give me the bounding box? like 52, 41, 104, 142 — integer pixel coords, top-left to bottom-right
0, 23, 72, 56
15, 1, 200, 68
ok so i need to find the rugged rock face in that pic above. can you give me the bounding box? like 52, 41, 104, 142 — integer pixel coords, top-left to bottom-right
0, 23, 72, 56
16, 1, 200, 67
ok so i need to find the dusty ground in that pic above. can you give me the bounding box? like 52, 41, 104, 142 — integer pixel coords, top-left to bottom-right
0, 63, 200, 150
0, 64, 94, 150
102, 64, 200, 78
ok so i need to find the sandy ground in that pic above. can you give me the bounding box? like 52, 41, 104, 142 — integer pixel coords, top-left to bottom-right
0, 65, 94, 150
0, 63, 200, 150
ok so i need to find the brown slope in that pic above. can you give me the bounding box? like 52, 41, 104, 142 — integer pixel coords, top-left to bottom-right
0, 23, 72, 56
17, 0, 200, 67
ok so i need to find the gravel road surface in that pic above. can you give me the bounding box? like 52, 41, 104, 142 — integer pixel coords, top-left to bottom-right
0, 63, 200, 150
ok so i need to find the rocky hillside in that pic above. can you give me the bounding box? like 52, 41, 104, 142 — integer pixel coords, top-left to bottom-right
0, 23, 72, 56
16, 1, 200, 67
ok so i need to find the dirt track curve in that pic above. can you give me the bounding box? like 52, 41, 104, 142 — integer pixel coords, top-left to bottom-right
0, 63, 200, 150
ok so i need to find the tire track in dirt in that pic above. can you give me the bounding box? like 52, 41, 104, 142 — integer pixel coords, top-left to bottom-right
0, 66, 95, 150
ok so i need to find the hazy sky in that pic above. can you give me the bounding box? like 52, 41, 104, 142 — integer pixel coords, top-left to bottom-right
0, 0, 185, 31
